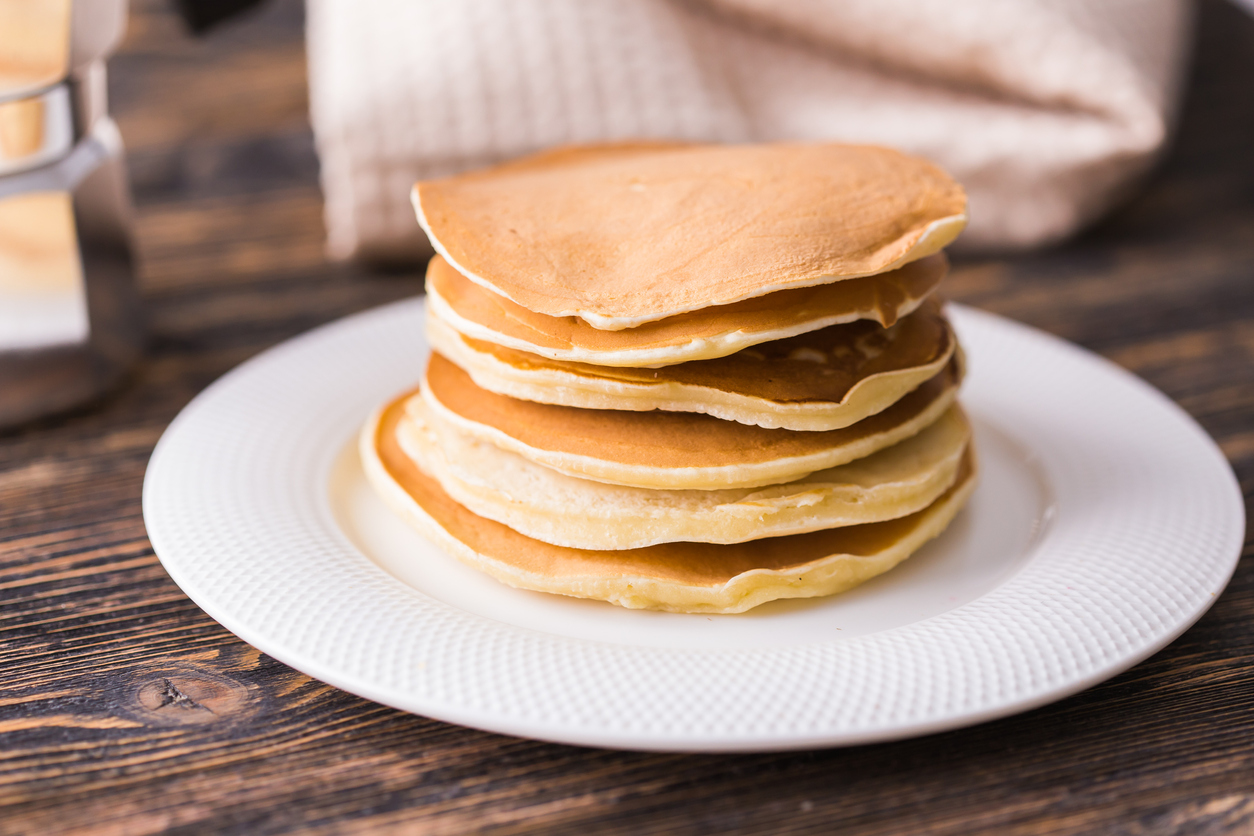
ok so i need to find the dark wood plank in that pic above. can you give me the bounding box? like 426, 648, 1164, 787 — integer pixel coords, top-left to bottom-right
1, 0, 1251, 833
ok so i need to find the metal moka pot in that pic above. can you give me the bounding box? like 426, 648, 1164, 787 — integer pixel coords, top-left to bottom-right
0, 0, 138, 429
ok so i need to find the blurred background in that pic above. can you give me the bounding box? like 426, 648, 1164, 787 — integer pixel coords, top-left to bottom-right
108, 0, 1251, 419
3, 0, 1252, 431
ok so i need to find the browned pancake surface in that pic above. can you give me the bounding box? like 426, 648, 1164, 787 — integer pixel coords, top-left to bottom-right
424, 353, 960, 470
374, 393, 976, 585
460, 299, 953, 405
429, 252, 947, 351
416, 142, 967, 322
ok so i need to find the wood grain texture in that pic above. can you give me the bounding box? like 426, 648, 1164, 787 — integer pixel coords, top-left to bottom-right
1, 0, 1251, 833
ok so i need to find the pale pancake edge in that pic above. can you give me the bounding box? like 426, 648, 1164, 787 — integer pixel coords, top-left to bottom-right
420, 352, 963, 490
426, 307, 957, 431
425, 251, 948, 367
399, 395, 971, 549
361, 393, 979, 613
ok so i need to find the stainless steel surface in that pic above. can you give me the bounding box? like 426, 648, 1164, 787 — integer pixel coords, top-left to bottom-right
0, 118, 141, 429
0, 0, 136, 428
0, 0, 128, 103
0, 61, 110, 177
70, 60, 108, 134
0, 83, 74, 175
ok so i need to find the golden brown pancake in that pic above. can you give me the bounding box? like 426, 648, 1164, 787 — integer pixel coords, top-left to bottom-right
426, 251, 948, 366
428, 300, 956, 431
420, 352, 963, 490
413, 142, 967, 329
399, 395, 971, 550
361, 392, 978, 613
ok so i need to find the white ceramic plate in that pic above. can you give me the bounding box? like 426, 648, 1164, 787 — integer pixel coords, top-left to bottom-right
143, 301, 1244, 752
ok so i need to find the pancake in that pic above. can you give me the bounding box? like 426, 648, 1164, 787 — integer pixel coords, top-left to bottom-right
413, 142, 967, 330
427, 301, 956, 431
426, 251, 947, 367
420, 352, 963, 490
362, 393, 978, 613
398, 396, 970, 550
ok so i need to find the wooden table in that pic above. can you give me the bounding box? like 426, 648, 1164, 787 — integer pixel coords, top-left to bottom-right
3, 1, 1251, 833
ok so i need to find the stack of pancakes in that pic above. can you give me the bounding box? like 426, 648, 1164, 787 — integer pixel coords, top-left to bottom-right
362, 142, 977, 614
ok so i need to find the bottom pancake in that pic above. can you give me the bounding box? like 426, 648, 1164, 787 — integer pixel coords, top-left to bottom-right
361, 391, 978, 614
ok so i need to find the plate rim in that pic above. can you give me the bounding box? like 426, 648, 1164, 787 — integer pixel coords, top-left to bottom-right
143, 300, 1246, 752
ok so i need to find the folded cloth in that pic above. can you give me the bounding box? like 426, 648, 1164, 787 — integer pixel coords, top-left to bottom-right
306, 0, 1190, 263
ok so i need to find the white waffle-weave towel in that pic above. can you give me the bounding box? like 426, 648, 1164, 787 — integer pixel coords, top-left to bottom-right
307, 0, 1190, 262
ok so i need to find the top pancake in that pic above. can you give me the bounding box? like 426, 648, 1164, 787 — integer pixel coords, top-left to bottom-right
414, 142, 967, 330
